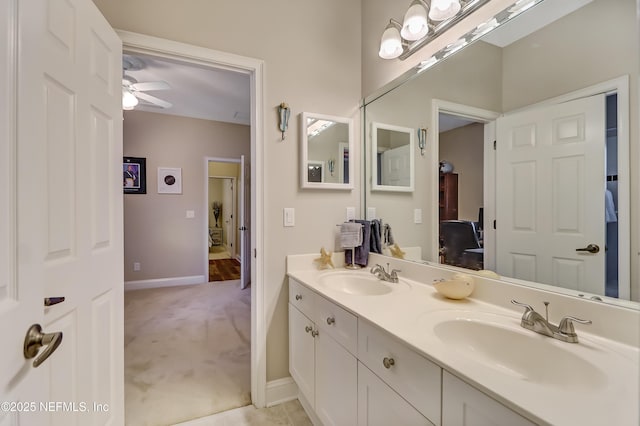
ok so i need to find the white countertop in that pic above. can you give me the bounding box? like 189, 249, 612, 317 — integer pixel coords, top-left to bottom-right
286, 253, 640, 426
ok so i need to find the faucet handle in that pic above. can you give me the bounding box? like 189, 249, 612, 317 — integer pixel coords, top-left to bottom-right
558, 316, 592, 335
511, 299, 534, 312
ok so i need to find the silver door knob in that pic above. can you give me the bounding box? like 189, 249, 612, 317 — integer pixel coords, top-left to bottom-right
576, 244, 600, 254
23, 324, 63, 368
326, 317, 335, 325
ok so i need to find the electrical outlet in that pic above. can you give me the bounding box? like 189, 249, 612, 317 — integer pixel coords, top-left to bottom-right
133, 262, 141, 272
414, 208, 423, 224
346, 207, 356, 221
186, 210, 195, 219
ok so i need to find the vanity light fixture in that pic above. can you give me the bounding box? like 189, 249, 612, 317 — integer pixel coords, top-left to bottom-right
379, 19, 405, 60
378, 0, 491, 61
122, 89, 138, 110
417, 128, 427, 156
278, 102, 290, 141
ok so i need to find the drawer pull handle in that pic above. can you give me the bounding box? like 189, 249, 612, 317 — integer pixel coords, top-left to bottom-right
305, 326, 312, 333
295, 294, 302, 301
383, 357, 395, 369
311, 330, 319, 338
326, 317, 335, 325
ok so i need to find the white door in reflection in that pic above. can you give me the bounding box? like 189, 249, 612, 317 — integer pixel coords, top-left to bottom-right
496, 94, 606, 295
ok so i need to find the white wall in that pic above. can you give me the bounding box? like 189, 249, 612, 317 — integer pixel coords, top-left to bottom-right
94, 0, 362, 381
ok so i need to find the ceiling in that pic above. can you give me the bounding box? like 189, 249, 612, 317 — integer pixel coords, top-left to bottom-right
122, 0, 588, 129
122, 53, 251, 125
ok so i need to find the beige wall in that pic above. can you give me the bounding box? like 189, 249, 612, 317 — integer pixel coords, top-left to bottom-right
123, 111, 249, 281
439, 123, 484, 222
94, 0, 362, 381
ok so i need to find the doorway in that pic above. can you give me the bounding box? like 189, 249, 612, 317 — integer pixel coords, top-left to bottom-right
120, 32, 266, 424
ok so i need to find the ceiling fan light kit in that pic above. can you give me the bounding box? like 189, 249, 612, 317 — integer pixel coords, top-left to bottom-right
122, 55, 173, 111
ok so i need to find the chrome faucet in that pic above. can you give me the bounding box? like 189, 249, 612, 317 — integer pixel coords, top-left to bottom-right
511, 300, 592, 343
370, 263, 401, 283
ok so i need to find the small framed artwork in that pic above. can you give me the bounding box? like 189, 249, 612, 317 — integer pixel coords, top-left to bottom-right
123, 157, 146, 194
158, 167, 182, 194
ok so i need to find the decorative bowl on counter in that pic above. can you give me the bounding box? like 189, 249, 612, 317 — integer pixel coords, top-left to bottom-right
433, 273, 475, 299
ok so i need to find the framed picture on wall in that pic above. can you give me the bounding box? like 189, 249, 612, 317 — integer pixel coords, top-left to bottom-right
123, 157, 146, 194
158, 167, 182, 194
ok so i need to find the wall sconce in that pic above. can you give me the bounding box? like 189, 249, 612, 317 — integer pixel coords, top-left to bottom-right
379, 0, 491, 61
328, 158, 336, 176
278, 102, 290, 141
417, 128, 427, 156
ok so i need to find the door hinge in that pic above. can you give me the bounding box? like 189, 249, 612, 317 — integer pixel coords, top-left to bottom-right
493, 140, 497, 150
493, 220, 496, 230
254, 248, 257, 258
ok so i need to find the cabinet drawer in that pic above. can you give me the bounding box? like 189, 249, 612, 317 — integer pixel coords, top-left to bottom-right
316, 294, 358, 355
289, 278, 315, 319
358, 319, 442, 424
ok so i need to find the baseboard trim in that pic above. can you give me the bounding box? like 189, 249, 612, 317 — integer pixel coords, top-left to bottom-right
124, 275, 206, 291
265, 377, 298, 407
297, 391, 321, 426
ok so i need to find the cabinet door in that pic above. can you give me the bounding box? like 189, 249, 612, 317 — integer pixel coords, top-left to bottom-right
316, 331, 358, 426
358, 363, 433, 426
442, 372, 535, 426
289, 303, 316, 405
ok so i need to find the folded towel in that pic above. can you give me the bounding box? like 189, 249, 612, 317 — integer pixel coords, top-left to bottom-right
340, 222, 363, 248
345, 220, 371, 266
605, 189, 617, 223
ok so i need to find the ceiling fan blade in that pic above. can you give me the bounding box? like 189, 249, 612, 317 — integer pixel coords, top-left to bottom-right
135, 92, 172, 109
130, 81, 170, 92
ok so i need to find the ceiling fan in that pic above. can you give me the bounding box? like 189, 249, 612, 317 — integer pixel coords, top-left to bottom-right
122, 55, 172, 110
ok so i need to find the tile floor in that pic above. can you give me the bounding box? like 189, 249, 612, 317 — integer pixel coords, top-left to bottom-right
174, 400, 312, 426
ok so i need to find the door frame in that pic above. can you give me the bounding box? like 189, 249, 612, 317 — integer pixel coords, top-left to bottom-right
429, 99, 500, 264
120, 31, 267, 407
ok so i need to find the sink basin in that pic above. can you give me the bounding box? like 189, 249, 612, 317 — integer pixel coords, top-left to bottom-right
317, 272, 410, 296
427, 311, 607, 390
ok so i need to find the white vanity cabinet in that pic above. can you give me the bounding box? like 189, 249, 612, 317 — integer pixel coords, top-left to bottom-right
442, 372, 535, 426
289, 279, 358, 426
357, 319, 441, 425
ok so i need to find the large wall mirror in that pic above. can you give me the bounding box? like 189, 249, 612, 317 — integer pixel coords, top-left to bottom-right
371, 122, 415, 192
363, 0, 638, 308
300, 112, 354, 190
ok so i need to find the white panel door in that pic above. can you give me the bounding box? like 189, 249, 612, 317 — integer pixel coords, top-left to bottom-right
496, 94, 606, 295
381, 144, 411, 187
0, 1, 123, 425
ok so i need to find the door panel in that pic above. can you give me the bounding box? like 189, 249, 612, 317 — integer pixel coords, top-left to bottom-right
1, 0, 123, 424
496, 94, 605, 294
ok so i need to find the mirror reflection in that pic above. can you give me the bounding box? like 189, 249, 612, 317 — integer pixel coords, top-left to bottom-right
371, 122, 415, 191
300, 112, 354, 189
363, 0, 638, 305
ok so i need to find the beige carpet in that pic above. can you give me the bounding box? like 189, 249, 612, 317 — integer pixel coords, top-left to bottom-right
124, 281, 251, 426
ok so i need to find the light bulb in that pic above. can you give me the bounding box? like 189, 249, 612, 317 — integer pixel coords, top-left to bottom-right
429, 0, 461, 21
401, 1, 429, 41
378, 23, 403, 59
122, 89, 139, 110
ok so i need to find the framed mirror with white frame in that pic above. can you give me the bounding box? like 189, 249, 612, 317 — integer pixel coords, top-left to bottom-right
371, 122, 415, 192
300, 112, 354, 190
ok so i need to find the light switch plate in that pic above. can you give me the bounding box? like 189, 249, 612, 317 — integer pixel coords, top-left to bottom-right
346, 207, 356, 221
283, 208, 295, 227
414, 208, 422, 224
367, 207, 377, 221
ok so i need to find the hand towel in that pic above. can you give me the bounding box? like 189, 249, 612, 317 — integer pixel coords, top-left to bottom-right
340, 222, 363, 248
345, 220, 371, 266
370, 219, 382, 254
